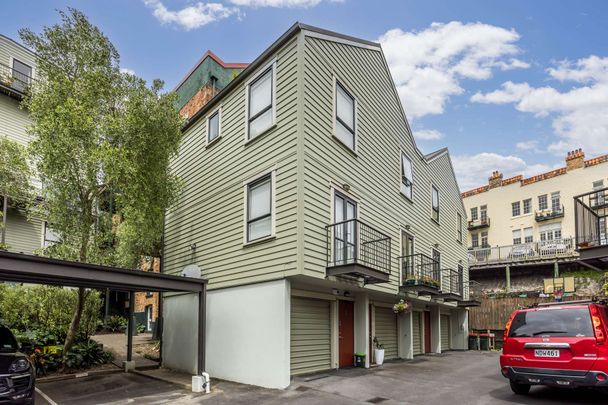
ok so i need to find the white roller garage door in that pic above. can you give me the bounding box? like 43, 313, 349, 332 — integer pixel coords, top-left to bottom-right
440, 314, 450, 351
374, 306, 398, 360
412, 311, 422, 355
290, 297, 331, 375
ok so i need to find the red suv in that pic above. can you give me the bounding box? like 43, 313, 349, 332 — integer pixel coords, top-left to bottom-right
500, 299, 608, 395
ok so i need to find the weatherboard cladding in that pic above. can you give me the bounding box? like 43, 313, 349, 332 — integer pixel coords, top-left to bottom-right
301, 35, 467, 295
4, 209, 42, 255
164, 26, 468, 294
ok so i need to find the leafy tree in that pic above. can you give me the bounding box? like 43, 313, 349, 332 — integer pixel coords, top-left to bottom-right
0, 137, 32, 249
19, 8, 182, 357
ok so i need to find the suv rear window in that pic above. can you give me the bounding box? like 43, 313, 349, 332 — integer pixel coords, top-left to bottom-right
0, 327, 18, 352
508, 307, 594, 338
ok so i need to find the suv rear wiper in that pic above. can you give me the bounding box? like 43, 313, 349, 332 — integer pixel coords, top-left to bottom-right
532, 330, 568, 336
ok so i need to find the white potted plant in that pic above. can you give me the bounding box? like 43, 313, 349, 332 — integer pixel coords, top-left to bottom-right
373, 336, 385, 366
392, 299, 411, 315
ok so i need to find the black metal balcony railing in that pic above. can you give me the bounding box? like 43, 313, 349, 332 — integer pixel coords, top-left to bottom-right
468, 217, 490, 230
326, 219, 391, 283
441, 268, 463, 297
535, 205, 565, 222
574, 187, 608, 250
468, 237, 577, 266
0, 62, 34, 94
399, 253, 440, 289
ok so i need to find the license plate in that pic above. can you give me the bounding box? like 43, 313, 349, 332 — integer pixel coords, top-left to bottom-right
534, 349, 560, 358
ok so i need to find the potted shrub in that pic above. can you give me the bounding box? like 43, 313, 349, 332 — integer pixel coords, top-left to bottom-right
373, 336, 385, 366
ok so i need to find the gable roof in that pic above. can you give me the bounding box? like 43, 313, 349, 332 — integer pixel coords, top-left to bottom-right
172, 50, 248, 93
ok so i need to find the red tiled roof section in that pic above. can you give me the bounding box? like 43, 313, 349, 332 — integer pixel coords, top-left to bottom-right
461, 186, 489, 198
521, 167, 567, 186
501, 175, 522, 186
585, 153, 608, 167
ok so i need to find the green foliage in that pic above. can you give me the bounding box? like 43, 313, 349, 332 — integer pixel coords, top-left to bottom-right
0, 284, 102, 338
63, 340, 113, 370
136, 323, 147, 334
373, 336, 384, 350
561, 269, 605, 281
106, 315, 127, 333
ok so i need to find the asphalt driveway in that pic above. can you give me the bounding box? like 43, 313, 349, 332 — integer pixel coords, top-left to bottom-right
36, 351, 608, 404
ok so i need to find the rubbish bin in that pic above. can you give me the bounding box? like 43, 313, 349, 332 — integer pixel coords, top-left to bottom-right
480, 335, 489, 350
468, 335, 479, 350
354, 353, 366, 367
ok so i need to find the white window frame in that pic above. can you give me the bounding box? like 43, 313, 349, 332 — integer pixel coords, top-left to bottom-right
244, 59, 277, 142
524, 227, 533, 243
400, 152, 414, 200
431, 185, 440, 223
471, 233, 479, 248
511, 201, 521, 217
551, 191, 561, 212
470, 207, 478, 221
399, 228, 415, 283
42, 221, 60, 248
206, 106, 222, 145
9, 56, 34, 82
333, 77, 358, 152
512, 229, 522, 245
243, 169, 276, 245
522, 198, 532, 215
538, 194, 548, 211
457, 212, 463, 243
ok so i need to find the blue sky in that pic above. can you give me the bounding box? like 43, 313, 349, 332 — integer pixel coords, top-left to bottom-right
3, 0, 608, 190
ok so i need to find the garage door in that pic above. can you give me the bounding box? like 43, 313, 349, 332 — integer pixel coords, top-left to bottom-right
374, 306, 398, 360
412, 311, 422, 355
290, 297, 331, 375
440, 314, 450, 351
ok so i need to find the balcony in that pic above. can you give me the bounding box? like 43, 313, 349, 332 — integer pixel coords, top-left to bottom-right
574, 187, 608, 265
436, 268, 463, 301
399, 253, 441, 295
468, 237, 578, 268
535, 205, 564, 222
0, 62, 34, 99
468, 217, 490, 231
325, 219, 391, 284
458, 280, 482, 307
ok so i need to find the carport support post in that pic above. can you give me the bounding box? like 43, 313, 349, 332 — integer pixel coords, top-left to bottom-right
124, 291, 135, 372
192, 288, 209, 394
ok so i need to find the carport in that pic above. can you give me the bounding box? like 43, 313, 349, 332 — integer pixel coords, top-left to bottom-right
0, 250, 208, 390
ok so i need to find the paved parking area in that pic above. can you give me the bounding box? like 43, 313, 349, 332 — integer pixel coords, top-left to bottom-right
36, 351, 608, 404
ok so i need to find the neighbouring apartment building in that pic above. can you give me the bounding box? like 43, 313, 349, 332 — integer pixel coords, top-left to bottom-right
462, 148, 608, 296
162, 23, 473, 389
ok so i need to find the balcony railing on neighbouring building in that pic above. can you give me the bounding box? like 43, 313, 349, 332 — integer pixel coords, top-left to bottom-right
468, 237, 577, 267
535, 205, 565, 222
325, 219, 391, 284
574, 187, 608, 251
468, 217, 490, 230
399, 253, 441, 293
0, 62, 34, 95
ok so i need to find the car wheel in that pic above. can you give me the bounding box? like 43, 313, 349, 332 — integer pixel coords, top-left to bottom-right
510, 380, 531, 395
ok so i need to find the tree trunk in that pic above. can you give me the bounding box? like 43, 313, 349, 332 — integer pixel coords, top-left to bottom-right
62, 286, 86, 367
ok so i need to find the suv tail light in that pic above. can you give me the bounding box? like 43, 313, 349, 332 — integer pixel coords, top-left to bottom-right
590, 305, 606, 344
504, 311, 516, 341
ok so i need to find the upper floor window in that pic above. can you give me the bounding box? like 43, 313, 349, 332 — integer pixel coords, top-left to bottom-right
592, 180, 606, 207
511, 201, 520, 217
245, 173, 274, 242
457, 213, 463, 242
207, 110, 220, 143
512, 229, 522, 245
12, 59, 32, 90
551, 191, 561, 211
538, 194, 548, 211
335, 81, 356, 150
524, 227, 533, 243
400, 153, 413, 200
431, 186, 440, 222
540, 222, 561, 241
470, 207, 478, 221
523, 198, 532, 215
247, 66, 275, 140
481, 231, 488, 247
471, 233, 479, 248
43, 222, 60, 248
480, 205, 487, 221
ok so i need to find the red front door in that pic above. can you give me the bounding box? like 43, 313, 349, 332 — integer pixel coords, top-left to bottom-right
339, 300, 355, 367
424, 311, 431, 353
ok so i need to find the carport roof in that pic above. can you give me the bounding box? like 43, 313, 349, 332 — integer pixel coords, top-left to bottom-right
0, 250, 206, 292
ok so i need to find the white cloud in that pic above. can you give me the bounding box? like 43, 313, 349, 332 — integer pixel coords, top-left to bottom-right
515, 140, 538, 151
143, 0, 238, 30
471, 55, 608, 155
453, 152, 556, 191
229, 0, 336, 7
378, 21, 528, 119
413, 129, 444, 141
120, 68, 136, 76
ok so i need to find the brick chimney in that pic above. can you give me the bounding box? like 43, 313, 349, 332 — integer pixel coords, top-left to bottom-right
488, 171, 503, 189
179, 83, 216, 119
566, 148, 585, 171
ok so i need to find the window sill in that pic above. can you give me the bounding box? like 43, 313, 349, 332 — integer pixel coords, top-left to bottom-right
205, 136, 221, 150
243, 235, 276, 248
456, 240, 463, 245
332, 134, 358, 157
431, 217, 440, 226
400, 190, 413, 203
245, 123, 277, 147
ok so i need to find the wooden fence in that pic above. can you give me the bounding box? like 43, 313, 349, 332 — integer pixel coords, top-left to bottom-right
469, 296, 594, 330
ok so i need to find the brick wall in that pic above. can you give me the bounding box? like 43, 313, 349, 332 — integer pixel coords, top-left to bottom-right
134, 257, 160, 321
